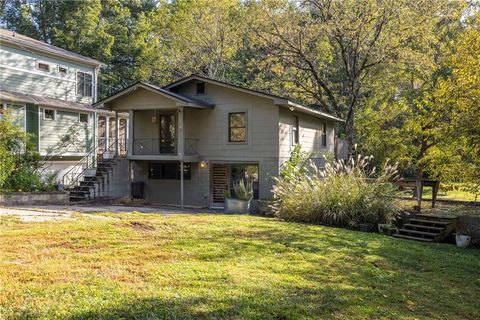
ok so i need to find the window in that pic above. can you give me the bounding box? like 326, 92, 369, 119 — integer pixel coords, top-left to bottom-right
148, 163, 191, 180
79, 113, 88, 123
44, 109, 55, 120
228, 112, 247, 143
292, 115, 299, 145
58, 66, 68, 74
77, 71, 93, 97
37, 62, 50, 72
196, 82, 205, 94
321, 123, 327, 147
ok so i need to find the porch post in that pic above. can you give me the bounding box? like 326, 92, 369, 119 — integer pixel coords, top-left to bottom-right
128, 110, 134, 156
180, 160, 184, 209
178, 107, 184, 156
115, 111, 119, 156
105, 115, 109, 153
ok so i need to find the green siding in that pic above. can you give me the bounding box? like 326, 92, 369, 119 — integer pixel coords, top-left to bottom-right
26, 104, 39, 150
39, 108, 94, 154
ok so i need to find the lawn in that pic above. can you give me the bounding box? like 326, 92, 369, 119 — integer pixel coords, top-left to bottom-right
1, 212, 479, 320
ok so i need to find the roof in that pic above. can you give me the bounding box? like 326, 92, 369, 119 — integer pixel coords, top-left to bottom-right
164, 74, 344, 122
1, 89, 97, 113
0, 28, 103, 67
93, 81, 214, 109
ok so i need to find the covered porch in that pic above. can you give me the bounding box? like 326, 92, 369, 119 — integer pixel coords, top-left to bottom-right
93, 82, 214, 207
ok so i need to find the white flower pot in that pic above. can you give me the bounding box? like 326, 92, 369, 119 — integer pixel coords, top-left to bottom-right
456, 234, 471, 248
224, 198, 250, 214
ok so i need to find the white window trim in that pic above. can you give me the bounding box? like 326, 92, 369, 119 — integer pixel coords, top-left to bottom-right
36, 60, 51, 72
79, 113, 89, 123
76, 70, 94, 98
2, 103, 27, 130
43, 108, 56, 121
57, 65, 68, 75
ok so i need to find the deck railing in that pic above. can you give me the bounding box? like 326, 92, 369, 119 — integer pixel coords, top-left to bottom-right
132, 138, 198, 155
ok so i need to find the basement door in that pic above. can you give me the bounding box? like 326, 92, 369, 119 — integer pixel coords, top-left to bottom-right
211, 164, 230, 206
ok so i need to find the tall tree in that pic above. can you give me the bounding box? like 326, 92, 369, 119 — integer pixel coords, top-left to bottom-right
250, 0, 464, 153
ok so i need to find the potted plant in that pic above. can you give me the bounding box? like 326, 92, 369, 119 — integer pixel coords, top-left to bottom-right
456, 229, 472, 248
224, 179, 253, 214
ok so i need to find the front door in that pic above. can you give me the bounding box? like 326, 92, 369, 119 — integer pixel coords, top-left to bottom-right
211, 164, 229, 205
159, 113, 176, 154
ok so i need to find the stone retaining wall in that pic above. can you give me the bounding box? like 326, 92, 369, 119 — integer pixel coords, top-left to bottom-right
0, 191, 69, 206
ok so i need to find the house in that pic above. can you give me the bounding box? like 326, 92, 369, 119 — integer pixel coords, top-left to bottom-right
93, 75, 343, 208
0, 28, 127, 181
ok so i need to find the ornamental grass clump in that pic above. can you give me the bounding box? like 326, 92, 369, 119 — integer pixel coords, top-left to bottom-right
272, 152, 400, 227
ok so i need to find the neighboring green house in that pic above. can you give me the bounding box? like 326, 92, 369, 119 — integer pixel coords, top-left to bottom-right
0, 28, 127, 182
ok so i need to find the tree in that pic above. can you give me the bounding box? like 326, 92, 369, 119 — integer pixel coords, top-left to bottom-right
249, 0, 465, 153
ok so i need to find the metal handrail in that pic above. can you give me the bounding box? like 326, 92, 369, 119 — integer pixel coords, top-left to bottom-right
62, 138, 119, 189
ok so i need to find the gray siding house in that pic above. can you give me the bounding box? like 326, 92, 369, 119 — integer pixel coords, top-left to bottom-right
95, 75, 343, 207
0, 28, 127, 181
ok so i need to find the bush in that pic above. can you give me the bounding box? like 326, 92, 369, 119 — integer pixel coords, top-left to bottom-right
0, 113, 57, 192
272, 152, 400, 227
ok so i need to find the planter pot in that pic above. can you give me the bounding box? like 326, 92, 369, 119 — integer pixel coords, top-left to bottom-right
456, 234, 471, 248
224, 198, 250, 214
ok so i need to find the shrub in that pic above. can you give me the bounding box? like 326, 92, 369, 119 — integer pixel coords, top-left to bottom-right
0, 113, 57, 192
272, 152, 400, 227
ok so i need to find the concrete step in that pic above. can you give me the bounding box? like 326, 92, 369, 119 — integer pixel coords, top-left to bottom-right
403, 223, 445, 232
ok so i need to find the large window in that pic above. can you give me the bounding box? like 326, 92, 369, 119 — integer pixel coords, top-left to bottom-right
77, 71, 93, 97
148, 163, 191, 180
292, 115, 299, 145
321, 123, 327, 147
228, 112, 247, 143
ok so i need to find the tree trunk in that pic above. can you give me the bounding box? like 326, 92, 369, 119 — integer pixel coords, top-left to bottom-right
345, 113, 355, 155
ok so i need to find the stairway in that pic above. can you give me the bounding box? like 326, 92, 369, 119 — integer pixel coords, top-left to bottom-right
68, 158, 119, 203
393, 214, 456, 242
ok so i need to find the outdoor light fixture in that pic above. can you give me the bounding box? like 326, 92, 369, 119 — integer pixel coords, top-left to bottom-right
289, 106, 295, 111
200, 161, 208, 168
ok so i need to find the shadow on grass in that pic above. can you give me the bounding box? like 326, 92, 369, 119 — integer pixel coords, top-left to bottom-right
63, 286, 350, 320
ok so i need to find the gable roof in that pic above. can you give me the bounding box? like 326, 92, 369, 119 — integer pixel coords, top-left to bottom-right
93, 81, 214, 109
0, 28, 102, 67
164, 74, 344, 122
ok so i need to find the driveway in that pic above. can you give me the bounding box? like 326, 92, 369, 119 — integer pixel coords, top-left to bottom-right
0, 204, 219, 222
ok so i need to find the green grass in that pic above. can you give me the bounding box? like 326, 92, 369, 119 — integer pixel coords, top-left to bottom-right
396, 187, 478, 202
1, 213, 479, 319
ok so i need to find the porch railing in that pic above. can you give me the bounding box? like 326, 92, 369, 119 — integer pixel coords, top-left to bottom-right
61, 138, 122, 189
132, 138, 198, 155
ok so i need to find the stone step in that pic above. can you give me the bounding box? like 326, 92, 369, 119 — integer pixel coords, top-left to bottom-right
409, 218, 452, 226
403, 223, 445, 231
392, 234, 435, 242
398, 228, 439, 237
